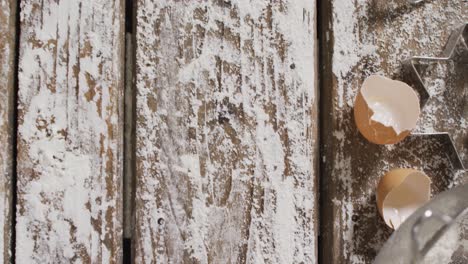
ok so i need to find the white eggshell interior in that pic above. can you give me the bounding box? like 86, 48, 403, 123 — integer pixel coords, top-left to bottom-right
361, 75, 420, 134
382, 172, 431, 229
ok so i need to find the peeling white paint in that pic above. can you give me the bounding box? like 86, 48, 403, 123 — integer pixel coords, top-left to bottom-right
136, 0, 318, 263
17, 0, 123, 263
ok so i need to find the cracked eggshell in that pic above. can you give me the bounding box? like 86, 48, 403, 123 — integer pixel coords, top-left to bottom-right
354, 75, 420, 145
376, 168, 431, 229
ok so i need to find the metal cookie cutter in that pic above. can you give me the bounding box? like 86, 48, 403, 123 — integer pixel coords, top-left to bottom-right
403, 23, 468, 170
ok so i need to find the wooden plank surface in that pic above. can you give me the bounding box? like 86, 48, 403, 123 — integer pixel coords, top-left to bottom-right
0, 0, 17, 263
320, 0, 467, 263
16, 0, 124, 262
134, 0, 318, 263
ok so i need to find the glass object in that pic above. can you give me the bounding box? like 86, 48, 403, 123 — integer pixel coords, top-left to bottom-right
374, 184, 468, 263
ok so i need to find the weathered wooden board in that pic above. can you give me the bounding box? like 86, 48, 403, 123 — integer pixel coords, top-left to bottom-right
135, 0, 318, 263
320, 0, 467, 263
0, 0, 17, 263
17, 0, 124, 262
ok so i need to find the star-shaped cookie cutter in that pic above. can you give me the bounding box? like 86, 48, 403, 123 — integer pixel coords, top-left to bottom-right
403, 23, 467, 170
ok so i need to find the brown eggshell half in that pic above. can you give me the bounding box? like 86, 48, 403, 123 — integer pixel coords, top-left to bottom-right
353, 75, 420, 145
376, 168, 431, 229
354, 92, 410, 144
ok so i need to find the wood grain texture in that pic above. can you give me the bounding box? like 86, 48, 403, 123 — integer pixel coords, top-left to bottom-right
134, 0, 318, 263
124, 32, 135, 240
0, 0, 17, 263
16, 0, 124, 262
320, 0, 467, 263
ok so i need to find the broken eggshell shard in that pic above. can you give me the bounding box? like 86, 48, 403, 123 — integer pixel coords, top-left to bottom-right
377, 168, 431, 229
354, 75, 420, 144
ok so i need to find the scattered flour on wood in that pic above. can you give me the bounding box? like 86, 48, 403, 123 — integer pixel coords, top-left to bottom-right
330, 0, 466, 262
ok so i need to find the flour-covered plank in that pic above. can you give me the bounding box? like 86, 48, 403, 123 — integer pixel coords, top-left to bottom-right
17, 0, 124, 262
0, 1, 17, 263
320, 0, 467, 263
135, 0, 318, 263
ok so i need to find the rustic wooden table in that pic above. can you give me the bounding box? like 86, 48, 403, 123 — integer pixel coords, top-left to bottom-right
0, 0, 465, 263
